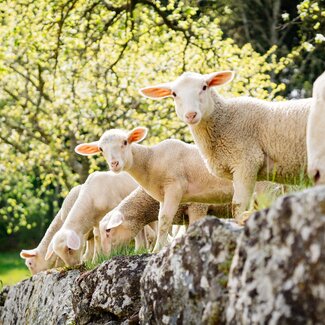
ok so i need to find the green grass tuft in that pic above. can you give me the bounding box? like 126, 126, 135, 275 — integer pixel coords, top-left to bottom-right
84, 245, 150, 270
253, 175, 311, 212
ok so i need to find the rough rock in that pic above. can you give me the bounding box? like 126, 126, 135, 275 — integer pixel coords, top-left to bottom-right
0, 269, 80, 325
227, 186, 325, 325
73, 254, 151, 325
140, 216, 242, 325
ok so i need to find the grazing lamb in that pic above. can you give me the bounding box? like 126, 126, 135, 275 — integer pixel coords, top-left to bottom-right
75, 128, 236, 252
139, 71, 311, 221
20, 185, 82, 274
45, 171, 137, 266
307, 71, 325, 184
99, 187, 232, 255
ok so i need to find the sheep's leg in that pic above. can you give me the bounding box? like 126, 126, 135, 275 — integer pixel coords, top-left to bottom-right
92, 227, 101, 262
232, 167, 258, 224
83, 237, 95, 262
152, 190, 182, 253
144, 223, 157, 250
135, 229, 147, 250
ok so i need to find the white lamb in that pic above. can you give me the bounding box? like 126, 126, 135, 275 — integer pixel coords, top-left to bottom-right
45, 171, 137, 266
20, 185, 81, 274
99, 187, 232, 255
140, 71, 311, 222
307, 71, 325, 184
75, 127, 236, 251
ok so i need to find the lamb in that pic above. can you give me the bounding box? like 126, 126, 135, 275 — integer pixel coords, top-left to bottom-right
75, 127, 236, 251
45, 171, 137, 266
20, 185, 82, 275
99, 187, 232, 255
139, 71, 312, 222
307, 71, 325, 184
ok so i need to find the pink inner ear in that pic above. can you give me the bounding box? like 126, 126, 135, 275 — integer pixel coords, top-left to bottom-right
208, 72, 233, 87
67, 231, 80, 250
20, 250, 37, 259
106, 211, 124, 230
141, 87, 171, 98
75, 143, 100, 155
128, 128, 147, 143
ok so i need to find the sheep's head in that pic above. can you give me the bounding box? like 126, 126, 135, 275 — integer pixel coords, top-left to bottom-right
20, 249, 42, 275
74, 127, 147, 173
99, 210, 133, 255
45, 229, 83, 266
139, 71, 234, 125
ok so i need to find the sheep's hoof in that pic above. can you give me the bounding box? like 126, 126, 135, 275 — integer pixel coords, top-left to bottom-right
237, 211, 253, 225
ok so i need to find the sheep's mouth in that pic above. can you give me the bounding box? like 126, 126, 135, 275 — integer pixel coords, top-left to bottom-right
110, 166, 122, 173
186, 118, 200, 125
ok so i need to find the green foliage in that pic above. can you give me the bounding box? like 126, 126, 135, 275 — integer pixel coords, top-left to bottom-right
0, 0, 322, 249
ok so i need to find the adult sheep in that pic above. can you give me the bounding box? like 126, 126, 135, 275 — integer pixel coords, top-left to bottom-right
140, 71, 311, 221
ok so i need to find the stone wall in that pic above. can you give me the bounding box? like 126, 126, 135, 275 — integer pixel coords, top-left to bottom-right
1, 186, 325, 325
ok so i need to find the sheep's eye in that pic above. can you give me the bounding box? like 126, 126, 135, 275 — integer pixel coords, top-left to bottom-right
68, 248, 72, 254
106, 229, 111, 237
172, 91, 177, 97
123, 140, 127, 146
202, 85, 207, 91
99, 147, 103, 152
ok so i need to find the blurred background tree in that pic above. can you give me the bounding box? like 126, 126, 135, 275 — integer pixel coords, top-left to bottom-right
0, 0, 324, 250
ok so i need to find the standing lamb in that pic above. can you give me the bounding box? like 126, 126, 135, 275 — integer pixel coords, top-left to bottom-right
139, 71, 311, 221
20, 185, 82, 274
75, 127, 236, 251
99, 187, 232, 255
307, 71, 325, 184
45, 171, 137, 266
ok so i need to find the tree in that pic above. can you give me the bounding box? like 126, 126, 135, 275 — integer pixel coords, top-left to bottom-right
0, 0, 319, 245
196, 0, 325, 97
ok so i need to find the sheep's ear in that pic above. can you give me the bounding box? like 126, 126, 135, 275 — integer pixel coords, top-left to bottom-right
75, 141, 100, 156
105, 211, 124, 230
45, 241, 54, 261
206, 71, 235, 87
20, 249, 37, 259
139, 83, 172, 99
66, 230, 81, 250
128, 127, 148, 143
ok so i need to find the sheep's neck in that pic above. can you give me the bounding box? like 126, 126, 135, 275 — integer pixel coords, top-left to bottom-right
127, 144, 152, 188
189, 93, 229, 160
37, 210, 63, 256
63, 197, 98, 236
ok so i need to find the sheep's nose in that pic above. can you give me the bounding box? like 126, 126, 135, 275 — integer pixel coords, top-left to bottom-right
185, 112, 197, 122
111, 161, 119, 168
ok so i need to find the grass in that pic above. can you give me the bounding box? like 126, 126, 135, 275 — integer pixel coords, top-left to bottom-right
253, 178, 311, 212
0, 245, 150, 288
84, 245, 150, 270
0, 252, 31, 288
